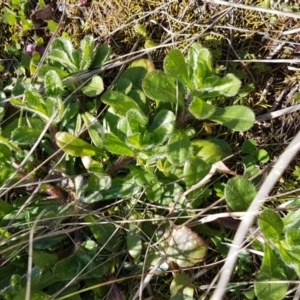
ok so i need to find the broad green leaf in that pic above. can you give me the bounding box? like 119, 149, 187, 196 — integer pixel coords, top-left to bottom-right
283, 206, 300, 230
103, 132, 135, 156
242, 139, 257, 154
170, 273, 194, 299
0, 198, 14, 219
3, 8, 17, 25
81, 75, 104, 97
149, 110, 176, 131
113, 78, 132, 94
85, 215, 119, 252
145, 181, 183, 205
259, 210, 283, 241
90, 44, 111, 68
164, 49, 191, 88
278, 241, 300, 276
81, 112, 104, 149
47, 49, 77, 72
197, 73, 241, 98
129, 165, 157, 186
127, 218, 142, 260
209, 105, 255, 131
56, 131, 102, 156
191, 139, 225, 164
101, 91, 140, 116
142, 71, 185, 106
125, 109, 148, 136
32, 250, 59, 271
147, 110, 175, 146
121, 59, 155, 90
38, 65, 69, 79
188, 96, 216, 119
128, 89, 148, 113
183, 157, 210, 189
187, 44, 213, 87
44, 70, 64, 97
45, 97, 64, 123
53, 248, 107, 279
13, 288, 49, 300
47, 20, 58, 33
225, 177, 256, 211
254, 149, 269, 163
167, 130, 191, 166
126, 133, 144, 149
11, 127, 43, 145
164, 226, 207, 267
101, 175, 141, 199
51, 37, 74, 62
255, 244, 288, 300
285, 228, 300, 249
80, 35, 94, 69
25, 90, 45, 112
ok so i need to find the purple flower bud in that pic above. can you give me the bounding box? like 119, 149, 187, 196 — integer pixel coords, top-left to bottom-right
25, 44, 45, 57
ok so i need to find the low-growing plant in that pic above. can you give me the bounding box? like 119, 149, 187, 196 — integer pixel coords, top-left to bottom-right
0, 35, 287, 299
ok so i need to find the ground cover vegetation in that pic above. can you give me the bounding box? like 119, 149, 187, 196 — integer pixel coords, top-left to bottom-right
1, 0, 300, 299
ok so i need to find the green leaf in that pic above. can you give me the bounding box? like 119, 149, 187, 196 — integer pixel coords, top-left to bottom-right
125, 109, 148, 136
170, 273, 194, 299
80, 35, 94, 69
113, 78, 132, 94
127, 218, 142, 260
56, 131, 102, 156
187, 43, 213, 87
285, 228, 300, 249
164, 226, 207, 267
255, 244, 288, 300
86, 215, 119, 252
225, 177, 256, 211
209, 105, 255, 131
254, 149, 269, 163
103, 132, 135, 156
81, 112, 104, 149
197, 73, 241, 98
101, 91, 141, 116
278, 241, 300, 276
146, 181, 183, 205
188, 97, 216, 119
167, 130, 191, 166
129, 165, 157, 186
148, 110, 175, 146
3, 8, 17, 25
242, 139, 257, 154
44, 70, 64, 97
90, 44, 111, 68
164, 49, 191, 88
183, 157, 210, 189
81, 75, 104, 97
32, 250, 59, 271
121, 59, 155, 90
142, 71, 184, 106
259, 210, 283, 241
0, 198, 14, 219
47, 49, 77, 72
0, 143, 12, 163
101, 175, 141, 199
11, 127, 43, 145
191, 139, 225, 164
47, 20, 58, 33
51, 37, 74, 61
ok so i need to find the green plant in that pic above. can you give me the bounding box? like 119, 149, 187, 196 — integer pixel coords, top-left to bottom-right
0, 36, 266, 299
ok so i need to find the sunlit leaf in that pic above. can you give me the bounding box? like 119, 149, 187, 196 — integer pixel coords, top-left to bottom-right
209, 105, 255, 131
56, 131, 102, 156
225, 177, 256, 211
